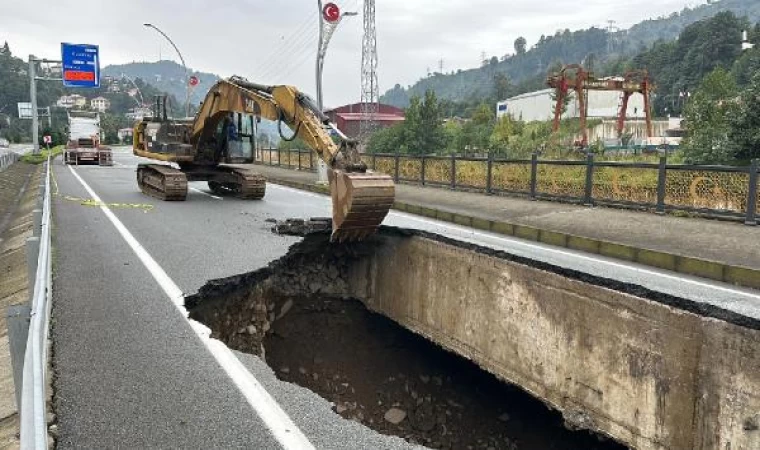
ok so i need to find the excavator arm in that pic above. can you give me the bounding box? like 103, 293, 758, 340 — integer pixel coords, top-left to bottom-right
192, 76, 394, 241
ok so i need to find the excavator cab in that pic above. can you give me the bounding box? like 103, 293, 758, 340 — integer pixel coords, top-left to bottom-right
211, 112, 257, 164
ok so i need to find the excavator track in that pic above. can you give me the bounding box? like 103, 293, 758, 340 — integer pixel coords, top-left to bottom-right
207, 166, 266, 200
230, 167, 266, 200
137, 164, 188, 201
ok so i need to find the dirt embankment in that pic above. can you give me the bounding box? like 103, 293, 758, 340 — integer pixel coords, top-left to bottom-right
0, 162, 42, 450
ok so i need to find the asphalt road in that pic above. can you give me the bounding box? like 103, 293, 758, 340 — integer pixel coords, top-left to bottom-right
51, 146, 760, 448
51, 147, 416, 449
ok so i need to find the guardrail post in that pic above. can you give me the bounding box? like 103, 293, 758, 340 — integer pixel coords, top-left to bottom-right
276, 148, 281, 167
656, 156, 667, 214
745, 159, 759, 226
584, 153, 595, 206
372, 153, 377, 171
32, 209, 42, 237
486, 152, 494, 195
530, 153, 538, 199
7, 304, 31, 410
450, 154, 456, 189
297, 150, 302, 171
421, 155, 426, 186
25, 237, 39, 292
394, 151, 400, 183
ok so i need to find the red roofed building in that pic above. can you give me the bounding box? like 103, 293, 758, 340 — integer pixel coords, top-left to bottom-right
325, 103, 405, 139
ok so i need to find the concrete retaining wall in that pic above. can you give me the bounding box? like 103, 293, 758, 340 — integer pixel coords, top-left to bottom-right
345, 234, 760, 450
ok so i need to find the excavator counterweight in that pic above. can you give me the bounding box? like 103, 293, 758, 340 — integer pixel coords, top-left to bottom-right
132, 76, 394, 241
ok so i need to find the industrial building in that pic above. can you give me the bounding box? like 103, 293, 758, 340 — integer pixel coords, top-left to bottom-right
325, 103, 405, 139
496, 88, 647, 122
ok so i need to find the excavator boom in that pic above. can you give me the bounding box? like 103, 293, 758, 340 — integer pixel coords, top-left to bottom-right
134, 76, 394, 241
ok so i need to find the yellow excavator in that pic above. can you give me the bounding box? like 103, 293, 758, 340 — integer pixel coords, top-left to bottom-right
133, 76, 394, 241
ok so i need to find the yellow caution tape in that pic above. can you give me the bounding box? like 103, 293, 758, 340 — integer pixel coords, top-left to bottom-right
62, 195, 154, 213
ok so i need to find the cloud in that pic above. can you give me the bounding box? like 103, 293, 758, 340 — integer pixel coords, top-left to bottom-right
1, 0, 699, 105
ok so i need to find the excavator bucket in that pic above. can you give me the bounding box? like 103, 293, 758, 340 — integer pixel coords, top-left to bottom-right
329, 169, 395, 242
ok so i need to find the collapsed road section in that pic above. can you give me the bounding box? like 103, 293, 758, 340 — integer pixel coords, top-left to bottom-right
187, 227, 760, 450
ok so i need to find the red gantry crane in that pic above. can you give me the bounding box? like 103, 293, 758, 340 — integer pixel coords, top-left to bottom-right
546, 64, 653, 147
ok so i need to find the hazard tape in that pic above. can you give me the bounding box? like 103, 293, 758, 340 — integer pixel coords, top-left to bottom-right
61, 195, 154, 212
52, 163, 154, 212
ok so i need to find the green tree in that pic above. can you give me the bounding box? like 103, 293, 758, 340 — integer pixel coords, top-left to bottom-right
368, 90, 445, 154
728, 72, 760, 163
492, 73, 511, 101
681, 67, 738, 164
514, 37, 527, 55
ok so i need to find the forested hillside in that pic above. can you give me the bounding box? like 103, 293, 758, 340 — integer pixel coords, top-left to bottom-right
0, 43, 177, 144
381, 0, 760, 107
103, 60, 219, 106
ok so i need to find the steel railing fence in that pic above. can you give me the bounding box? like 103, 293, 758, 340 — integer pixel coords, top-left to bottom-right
0, 152, 20, 171
15, 156, 52, 449
254, 149, 759, 225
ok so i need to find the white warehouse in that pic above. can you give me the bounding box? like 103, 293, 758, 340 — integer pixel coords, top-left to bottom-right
496, 88, 647, 122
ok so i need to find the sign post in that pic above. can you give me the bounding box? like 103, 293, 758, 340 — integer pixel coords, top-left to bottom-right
61, 43, 100, 88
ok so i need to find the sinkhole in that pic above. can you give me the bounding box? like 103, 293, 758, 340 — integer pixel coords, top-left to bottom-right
187, 229, 627, 450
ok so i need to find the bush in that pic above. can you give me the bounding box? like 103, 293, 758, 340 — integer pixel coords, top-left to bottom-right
21, 146, 63, 164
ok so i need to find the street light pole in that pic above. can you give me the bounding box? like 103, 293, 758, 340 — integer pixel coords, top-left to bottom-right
315, 2, 357, 183
143, 23, 190, 118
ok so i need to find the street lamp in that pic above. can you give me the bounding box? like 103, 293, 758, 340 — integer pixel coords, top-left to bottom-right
143, 23, 190, 118
315, 1, 357, 183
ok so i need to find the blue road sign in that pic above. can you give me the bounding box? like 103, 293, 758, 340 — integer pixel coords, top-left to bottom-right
61, 43, 100, 88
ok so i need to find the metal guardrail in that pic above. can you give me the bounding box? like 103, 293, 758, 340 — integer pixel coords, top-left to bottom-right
7, 156, 52, 449
254, 148, 760, 225
0, 152, 19, 171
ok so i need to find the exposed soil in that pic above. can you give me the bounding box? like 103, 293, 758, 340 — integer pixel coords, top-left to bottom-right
262, 294, 624, 450
188, 233, 627, 450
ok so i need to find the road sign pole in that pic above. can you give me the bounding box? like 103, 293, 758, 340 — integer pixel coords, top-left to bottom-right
29, 56, 39, 155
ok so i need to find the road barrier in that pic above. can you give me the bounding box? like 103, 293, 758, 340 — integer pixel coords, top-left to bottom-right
255, 148, 760, 225
7, 157, 52, 449
0, 152, 19, 171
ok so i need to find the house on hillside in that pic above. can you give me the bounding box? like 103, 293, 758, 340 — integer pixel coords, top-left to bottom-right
90, 97, 111, 112
126, 107, 152, 121
56, 94, 87, 109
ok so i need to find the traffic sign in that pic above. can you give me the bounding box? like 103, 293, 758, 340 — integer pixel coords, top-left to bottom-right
17, 102, 32, 119
189, 76, 199, 87
323, 2, 340, 23
43, 135, 52, 145
61, 43, 100, 88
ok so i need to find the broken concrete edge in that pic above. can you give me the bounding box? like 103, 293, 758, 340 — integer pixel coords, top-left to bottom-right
264, 176, 760, 291
189, 225, 760, 336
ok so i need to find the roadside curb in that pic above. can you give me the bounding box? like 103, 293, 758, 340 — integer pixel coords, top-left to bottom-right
267, 176, 760, 291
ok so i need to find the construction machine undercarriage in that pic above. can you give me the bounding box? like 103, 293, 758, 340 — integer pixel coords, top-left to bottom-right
136, 164, 266, 201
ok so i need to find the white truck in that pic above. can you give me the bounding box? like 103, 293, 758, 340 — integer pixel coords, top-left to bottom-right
64, 112, 112, 165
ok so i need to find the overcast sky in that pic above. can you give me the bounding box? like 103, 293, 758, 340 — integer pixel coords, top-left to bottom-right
2, 0, 705, 107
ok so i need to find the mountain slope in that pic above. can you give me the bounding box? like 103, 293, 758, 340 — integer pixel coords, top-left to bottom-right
102, 60, 219, 106
381, 0, 760, 107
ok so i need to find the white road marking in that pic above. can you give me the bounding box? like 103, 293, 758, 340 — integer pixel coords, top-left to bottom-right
190, 187, 223, 200
267, 183, 760, 300
67, 166, 316, 450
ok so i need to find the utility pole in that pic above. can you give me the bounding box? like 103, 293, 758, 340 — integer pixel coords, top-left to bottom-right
359, 0, 379, 144
438, 59, 444, 73
607, 20, 619, 54
29, 56, 39, 154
